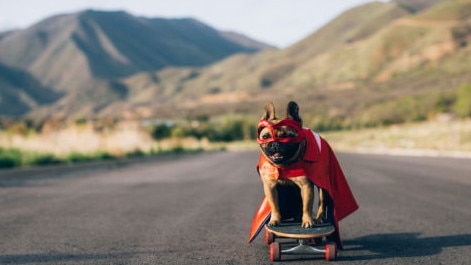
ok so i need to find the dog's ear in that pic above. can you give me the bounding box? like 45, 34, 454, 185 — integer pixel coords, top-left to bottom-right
261, 102, 276, 121
286, 101, 302, 126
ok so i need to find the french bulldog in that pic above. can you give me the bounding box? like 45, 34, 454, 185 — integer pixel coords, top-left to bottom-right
257, 101, 330, 228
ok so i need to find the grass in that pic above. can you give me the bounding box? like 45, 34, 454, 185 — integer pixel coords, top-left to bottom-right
0, 148, 116, 169
322, 118, 471, 155
0, 121, 217, 169
0, 148, 64, 169
0, 146, 204, 169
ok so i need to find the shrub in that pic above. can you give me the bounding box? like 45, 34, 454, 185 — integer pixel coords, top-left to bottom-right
0, 148, 21, 168
454, 84, 471, 117
126, 149, 146, 158
65, 151, 114, 163
28, 153, 63, 166
152, 123, 173, 140
207, 119, 250, 142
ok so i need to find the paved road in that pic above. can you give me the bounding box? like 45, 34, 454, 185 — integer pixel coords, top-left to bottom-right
0, 151, 470, 264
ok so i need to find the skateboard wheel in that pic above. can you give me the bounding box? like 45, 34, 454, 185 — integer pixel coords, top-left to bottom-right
265, 229, 275, 244
325, 243, 337, 261
269, 242, 281, 262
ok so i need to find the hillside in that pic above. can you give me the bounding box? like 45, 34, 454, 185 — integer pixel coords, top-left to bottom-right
0, 10, 271, 116
0, 63, 61, 116
84, 1, 413, 119
100, 0, 470, 127
1, 0, 471, 126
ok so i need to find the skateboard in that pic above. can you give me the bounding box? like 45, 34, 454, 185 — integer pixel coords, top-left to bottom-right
264, 221, 337, 262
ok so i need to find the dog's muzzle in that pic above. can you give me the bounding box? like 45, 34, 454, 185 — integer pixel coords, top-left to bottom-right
262, 141, 301, 164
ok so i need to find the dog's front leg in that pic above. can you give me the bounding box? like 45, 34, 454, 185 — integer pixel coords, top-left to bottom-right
315, 187, 326, 223
291, 177, 314, 228
300, 182, 314, 228
262, 178, 281, 226
315, 188, 333, 224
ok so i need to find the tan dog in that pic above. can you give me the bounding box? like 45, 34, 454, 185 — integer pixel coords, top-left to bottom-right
257, 101, 328, 228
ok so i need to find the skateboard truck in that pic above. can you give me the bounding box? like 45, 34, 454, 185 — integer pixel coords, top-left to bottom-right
269, 238, 337, 262
283, 239, 327, 254
265, 223, 338, 261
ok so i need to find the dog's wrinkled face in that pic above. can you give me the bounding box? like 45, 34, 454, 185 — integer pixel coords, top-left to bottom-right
259, 130, 302, 165
258, 101, 305, 166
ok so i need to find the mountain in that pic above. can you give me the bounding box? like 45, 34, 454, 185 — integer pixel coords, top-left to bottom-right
92, 1, 413, 118
0, 63, 61, 116
101, 0, 470, 125
2, 0, 471, 127
0, 9, 272, 116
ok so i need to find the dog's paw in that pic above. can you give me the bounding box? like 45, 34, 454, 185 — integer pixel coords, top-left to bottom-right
301, 216, 315, 228
314, 217, 329, 225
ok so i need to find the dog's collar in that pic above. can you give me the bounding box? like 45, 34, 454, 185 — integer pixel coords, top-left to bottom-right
257, 119, 305, 144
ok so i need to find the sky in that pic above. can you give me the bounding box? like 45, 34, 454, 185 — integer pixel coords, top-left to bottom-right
0, 0, 386, 48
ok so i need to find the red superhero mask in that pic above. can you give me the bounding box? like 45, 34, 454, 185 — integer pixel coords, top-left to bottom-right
257, 119, 305, 144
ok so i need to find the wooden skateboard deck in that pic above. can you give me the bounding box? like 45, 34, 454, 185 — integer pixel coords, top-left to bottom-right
265, 222, 335, 239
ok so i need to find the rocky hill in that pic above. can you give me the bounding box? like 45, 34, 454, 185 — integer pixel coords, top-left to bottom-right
112, 0, 468, 127
0, 10, 271, 116
0, 63, 62, 116
1, 0, 471, 129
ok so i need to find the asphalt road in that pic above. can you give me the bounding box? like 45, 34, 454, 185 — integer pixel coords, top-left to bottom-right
0, 151, 470, 264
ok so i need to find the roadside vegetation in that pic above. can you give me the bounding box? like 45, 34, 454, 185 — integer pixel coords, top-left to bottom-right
0, 146, 203, 169
1, 83, 470, 169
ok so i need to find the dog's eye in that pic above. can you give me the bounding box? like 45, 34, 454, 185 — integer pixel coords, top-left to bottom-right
261, 133, 271, 139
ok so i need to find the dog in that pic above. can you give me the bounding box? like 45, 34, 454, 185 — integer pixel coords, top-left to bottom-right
257, 101, 331, 228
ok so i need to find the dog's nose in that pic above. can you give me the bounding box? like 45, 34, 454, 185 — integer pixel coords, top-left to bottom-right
267, 142, 281, 151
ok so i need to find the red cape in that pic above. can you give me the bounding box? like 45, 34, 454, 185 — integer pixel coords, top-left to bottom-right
248, 129, 359, 248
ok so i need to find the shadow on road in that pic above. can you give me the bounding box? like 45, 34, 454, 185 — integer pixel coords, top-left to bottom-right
341, 232, 471, 261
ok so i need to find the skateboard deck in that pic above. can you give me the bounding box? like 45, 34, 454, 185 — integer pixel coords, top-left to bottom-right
265, 222, 335, 239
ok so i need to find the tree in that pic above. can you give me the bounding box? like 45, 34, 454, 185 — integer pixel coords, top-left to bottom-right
152, 124, 172, 140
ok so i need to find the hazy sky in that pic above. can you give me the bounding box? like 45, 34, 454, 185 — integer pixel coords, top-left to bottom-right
0, 0, 385, 48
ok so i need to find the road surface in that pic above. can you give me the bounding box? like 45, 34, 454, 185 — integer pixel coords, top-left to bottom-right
0, 151, 470, 264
